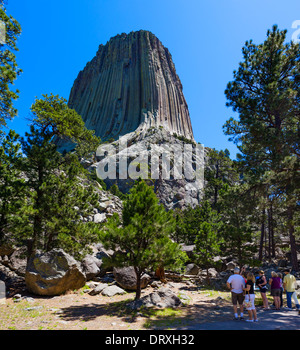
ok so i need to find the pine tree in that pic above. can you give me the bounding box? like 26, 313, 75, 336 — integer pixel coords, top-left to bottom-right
0, 4, 21, 128
195, 221, 222, 283
219, 184, 258, 267
99, 179, 187, 300
0, 130, 26, 244
176, 201, 221, 245
204, 148, 239, 212
18, 94, 101, 260
224, 25, 300, 270
30, 93, 100, 158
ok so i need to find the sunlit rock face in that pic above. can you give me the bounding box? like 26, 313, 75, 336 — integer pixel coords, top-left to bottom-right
55, 30, 203, 210
62, 30, 194, 146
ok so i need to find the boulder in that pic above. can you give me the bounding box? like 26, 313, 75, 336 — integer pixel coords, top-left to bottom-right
0, 280, 5, 304
94, 213, 106, 223
95, 243, 114, 260
81, 254, 102, 280
88, 283, 108, 296
127, 287, 182, 309
185, 263, 200, 275
113, 266, 151, 291
226, 261, 237, 271
101, 285, 126, 297
180, 244, 196, 259
7, 247, 27, 276
25, 249, 86, 296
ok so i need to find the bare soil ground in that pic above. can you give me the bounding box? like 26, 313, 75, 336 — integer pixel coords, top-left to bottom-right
0, 282, 234, 330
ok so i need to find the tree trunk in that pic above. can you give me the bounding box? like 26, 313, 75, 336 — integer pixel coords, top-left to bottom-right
269, 202, 275, 257
134, 267, 142, 300
259, 208, 265, 261
155, 266, 167, 283
267, 208, 271, 259
287, 206, 298, 271
267, 205, 275, 259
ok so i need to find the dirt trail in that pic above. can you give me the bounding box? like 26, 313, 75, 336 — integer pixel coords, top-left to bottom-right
1, 282, 299, 331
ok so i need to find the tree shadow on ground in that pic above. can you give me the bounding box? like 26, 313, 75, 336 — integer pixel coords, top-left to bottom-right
56, 297, 235, 330
58, 299, 138, 323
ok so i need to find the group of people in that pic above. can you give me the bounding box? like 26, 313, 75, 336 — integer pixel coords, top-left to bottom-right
226, 267, 300, 322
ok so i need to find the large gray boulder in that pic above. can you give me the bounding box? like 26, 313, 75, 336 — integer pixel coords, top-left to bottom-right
7, 247, 27, 276
0, 280, 5, 304
101, 285, 126, 297
127, 287, 182, 309
113, 266, 151, 291
25, 249, 86, 296
185, 263, 200, 276
81, 254, 102, 281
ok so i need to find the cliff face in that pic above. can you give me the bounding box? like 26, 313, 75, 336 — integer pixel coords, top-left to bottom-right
66, 30, 194, 143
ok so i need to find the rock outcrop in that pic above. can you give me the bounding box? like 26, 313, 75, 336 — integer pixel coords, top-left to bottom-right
90, 126, 205, 210
57, 30, 194, 152
54, 30, 204, 209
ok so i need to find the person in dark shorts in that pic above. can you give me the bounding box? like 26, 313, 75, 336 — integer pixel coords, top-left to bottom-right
256, 270, 269, 310
226, 267, 246, 320
269, 271, 281, 310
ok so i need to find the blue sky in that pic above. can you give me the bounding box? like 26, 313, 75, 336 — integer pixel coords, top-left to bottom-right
5, 0, 300, 158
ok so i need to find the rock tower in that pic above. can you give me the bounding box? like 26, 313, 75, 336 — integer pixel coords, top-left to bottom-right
57, 30, 203, 209
61, 30, 194, 147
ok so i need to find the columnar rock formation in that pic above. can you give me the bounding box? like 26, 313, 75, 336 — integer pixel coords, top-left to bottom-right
56, 30, 203, 209
59, 30, 194, 149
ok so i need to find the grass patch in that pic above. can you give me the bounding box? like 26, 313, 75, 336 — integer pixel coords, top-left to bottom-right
100, 298, 188, 329
143, 307, 185, 329
0, 301, 48, 330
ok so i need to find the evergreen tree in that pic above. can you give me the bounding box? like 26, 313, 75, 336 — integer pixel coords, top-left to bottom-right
99, 179, 187, 300
204, 148, 239, 212
195, 221, 222, 283
0, 4, 21, 128
0, 130, 26, 244
172, 208, 186, 243
224, 25, 300, 270
219, 184, 258, 267
109, 183, 126, 200
30, 93, 100, 158
18, 95, 101, 260
176, 201, 221, 245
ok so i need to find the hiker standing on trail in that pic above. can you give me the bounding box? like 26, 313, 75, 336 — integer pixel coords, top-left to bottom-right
256, 270, 269, 310
269, 271, 281, 310
243, 272, 258, 322
226, 267, 246, 320
283, 269, 300, 314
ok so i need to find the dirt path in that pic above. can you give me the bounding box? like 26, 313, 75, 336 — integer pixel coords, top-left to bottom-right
1, 282, 299, 331
175, 307, 300, 330
0, 283, 233, 330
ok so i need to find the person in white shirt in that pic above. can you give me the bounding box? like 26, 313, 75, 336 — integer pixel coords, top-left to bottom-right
226, 267, 246, 320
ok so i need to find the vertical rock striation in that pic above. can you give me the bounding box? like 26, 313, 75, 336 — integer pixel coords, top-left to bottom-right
63, 30, 194, 144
